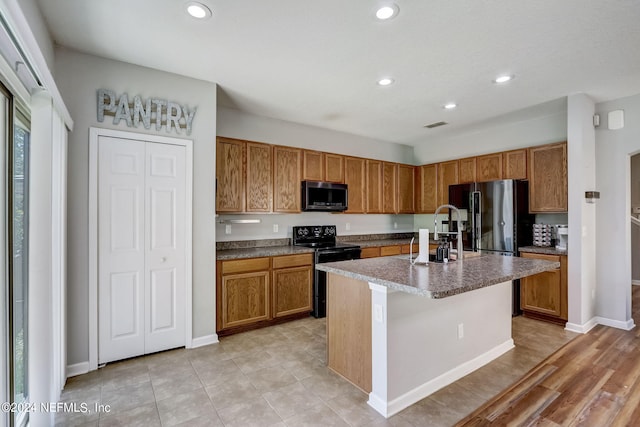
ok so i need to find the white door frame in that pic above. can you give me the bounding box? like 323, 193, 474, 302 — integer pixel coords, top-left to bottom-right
88, 127, 193, 371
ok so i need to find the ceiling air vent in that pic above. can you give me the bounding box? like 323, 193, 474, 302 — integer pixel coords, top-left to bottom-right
424, 121, 448, 129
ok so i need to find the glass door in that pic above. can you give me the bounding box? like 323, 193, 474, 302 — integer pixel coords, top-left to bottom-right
2, 80, 30, 427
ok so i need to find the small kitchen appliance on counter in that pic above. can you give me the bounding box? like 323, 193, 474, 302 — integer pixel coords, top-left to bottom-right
555, 225, 568, 251
293, 225, 361, 318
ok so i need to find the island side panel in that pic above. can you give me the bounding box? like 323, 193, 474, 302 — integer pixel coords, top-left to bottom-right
327, 273, 372, 393
386, 280, 513, 413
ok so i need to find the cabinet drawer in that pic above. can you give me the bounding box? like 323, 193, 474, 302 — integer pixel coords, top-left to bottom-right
272, 253, 313, 269
401, 244, 418, 254
360, 247, 381, 258
520, 252, 560, 267
380, 245, 401, 256
221, 257, 270, 275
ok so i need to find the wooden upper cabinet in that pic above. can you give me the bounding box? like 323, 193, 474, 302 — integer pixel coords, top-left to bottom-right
382, 163, 398, 214
366, 160, 383, 214
503, 149, 528, 180
528, 142, 568, 213
344, 156, 366, 213
416, 163, 438, 213
216, 137, 245, 212
437, 160, 459, 209
302, 150, 324, 181
476, 153, 503, 182
397, 164, 415, 214
458, 157, 476, 184
246, 142, 273, 212
273, 146, 302, 213
324, 153, 345, 183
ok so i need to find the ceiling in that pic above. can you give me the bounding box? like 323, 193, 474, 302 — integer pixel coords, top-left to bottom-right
35, 0, 640, 146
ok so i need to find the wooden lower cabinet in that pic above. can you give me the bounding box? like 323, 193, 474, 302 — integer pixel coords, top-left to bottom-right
220, 271, 270, 329
273, 266, 312, 318
520, 252, 567, 324
217, 254, 313, 335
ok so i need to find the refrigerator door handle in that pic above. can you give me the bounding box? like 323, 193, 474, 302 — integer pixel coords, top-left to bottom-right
471, 191, 482, 252
472, 191, 481, 251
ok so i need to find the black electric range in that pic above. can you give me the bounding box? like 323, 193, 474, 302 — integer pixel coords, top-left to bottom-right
293, 225, 361, 317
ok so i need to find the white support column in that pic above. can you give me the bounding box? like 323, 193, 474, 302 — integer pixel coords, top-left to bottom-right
28, 89, 55, 427
367, 282, 391, 417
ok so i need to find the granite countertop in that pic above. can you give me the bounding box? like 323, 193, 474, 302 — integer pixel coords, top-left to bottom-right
315, 254, 559, 299
519, 246, 568, 256
216, 246, 314, 260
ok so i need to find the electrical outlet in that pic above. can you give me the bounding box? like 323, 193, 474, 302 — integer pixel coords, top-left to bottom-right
592, 289, 595, 300
457, 323, 464, 339
393, 222, 398, 229
225, 224, 232, 235
345, 223, 351, 231
273, 224, 279, 233
374, 304, 384, 323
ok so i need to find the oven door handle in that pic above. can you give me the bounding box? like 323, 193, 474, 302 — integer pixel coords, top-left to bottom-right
317, 249, 360, 257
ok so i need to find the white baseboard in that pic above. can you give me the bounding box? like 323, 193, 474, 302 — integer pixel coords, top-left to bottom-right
596, 316, 636, 331
565, 317, 598, 334
632, 280, 640, 286
66, 362, 90, 378
368, 339, 514, 418
189, 334, 219, 348
565, 316, 635, 333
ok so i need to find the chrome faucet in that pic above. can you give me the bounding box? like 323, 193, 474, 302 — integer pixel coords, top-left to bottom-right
434, 204, 464, 261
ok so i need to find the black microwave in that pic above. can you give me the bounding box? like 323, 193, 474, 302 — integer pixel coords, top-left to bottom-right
301, 181, 348, 212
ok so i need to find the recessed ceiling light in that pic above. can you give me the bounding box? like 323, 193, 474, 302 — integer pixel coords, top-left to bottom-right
376, 4, 399, 20
377, 77, 394, 86
493, 74, 514, 84
186, 2, 212, 19
443, 103, 457, 110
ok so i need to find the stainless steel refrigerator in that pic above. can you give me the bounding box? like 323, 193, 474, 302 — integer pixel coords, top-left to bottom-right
448, 179, 534, 314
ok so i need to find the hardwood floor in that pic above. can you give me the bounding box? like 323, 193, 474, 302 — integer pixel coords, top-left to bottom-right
456, 285, 640, 426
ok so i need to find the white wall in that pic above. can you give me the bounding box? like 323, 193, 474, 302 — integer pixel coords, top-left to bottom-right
595, 93, 640, 327
216, 107, 415, 240
565, 94, 597, 331
413, 98, 567, 164
54, 48, 218, 366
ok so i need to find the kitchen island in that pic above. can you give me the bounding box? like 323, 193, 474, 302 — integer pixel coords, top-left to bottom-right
316, 254, 559, 418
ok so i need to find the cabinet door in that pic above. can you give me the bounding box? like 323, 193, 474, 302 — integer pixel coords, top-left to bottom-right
397, 164, 415, 214
216, 137, 245, 212
417, 164, 438, 213
520, 253, 567, 321
324, 153, 345, 183
401, 244, 419, 254
220, 271, 270, 329
344, 156, 367, 213
503, 149, 527, 180
272, 266, 312, 318
246, 142, 273, 212
476, 153, 503, 182
302, 150, 324, 181
458, 157, 476, 184
273, 146, 302, 212
528, 142, 568, 213
437, 161, 459, 210
366, 160, 383, 213
382, 163, 398, 214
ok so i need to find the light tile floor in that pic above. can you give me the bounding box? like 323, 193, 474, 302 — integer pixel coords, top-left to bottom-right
56, 315, 577, 426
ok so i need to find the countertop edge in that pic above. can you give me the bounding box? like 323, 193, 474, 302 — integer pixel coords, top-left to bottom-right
317, 257, 560, 299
